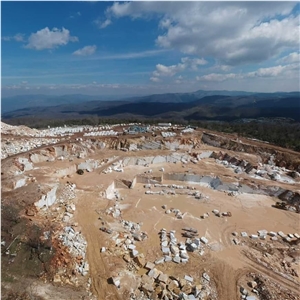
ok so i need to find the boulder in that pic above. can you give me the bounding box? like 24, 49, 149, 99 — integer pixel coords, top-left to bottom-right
148, 268, 160, 279
145, 261, 155, 270
158, 273, 169, 284
248, 281, 257, 289
135, 255, 145, 267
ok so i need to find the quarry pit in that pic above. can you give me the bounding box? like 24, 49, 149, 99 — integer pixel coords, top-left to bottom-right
1, 122, 300, 300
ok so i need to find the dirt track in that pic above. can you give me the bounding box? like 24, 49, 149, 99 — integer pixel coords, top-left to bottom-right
75, 190, 123, 300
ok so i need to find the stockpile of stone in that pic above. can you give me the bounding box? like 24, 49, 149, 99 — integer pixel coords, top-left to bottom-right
106, 204, 122, 218
1, 137, 60, 159
157, 229, 189, 264
144, 183, 203, 201
145, 190, 176, 196
55, 182, 77, 223
129, 144, 138, 151
131, 264, 215, 300
182, 128, 194, 134
212, 151, 295, 184
236, 230, 300, 244
185, 236, 208, 254
38, 126, 84, 137
121, 220, 148, 242
59, 226, 89, 276
83, 130, 118, 137
161, 132, 177, 138
100, 220, 148, 265
58, 182, 76, 201
164, 208, 184, 219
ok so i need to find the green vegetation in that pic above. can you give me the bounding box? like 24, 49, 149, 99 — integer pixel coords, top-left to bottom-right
191, 120, 300, 152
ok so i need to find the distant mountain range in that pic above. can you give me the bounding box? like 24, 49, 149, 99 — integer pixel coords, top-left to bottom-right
1, 94, 129, 113
2, 90, 300, 122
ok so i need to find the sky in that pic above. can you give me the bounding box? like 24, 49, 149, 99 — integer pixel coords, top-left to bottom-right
1, 1, 300, 97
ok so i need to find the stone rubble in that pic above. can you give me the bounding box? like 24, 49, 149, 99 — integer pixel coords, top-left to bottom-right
59, 226, 89, 276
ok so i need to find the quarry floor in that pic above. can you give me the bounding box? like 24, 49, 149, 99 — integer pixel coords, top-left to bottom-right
2, 142, 300, 300
50, 149, 300, 299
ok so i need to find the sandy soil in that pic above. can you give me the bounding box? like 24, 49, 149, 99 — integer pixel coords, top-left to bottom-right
2, 129, 300, 300
64, 152, 300, 300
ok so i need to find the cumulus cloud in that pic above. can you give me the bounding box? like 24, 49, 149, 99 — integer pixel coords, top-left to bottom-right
197, 64, 298, 82
278, 52, 300, 64
73, 45, 97, 56
151, 56, 207, 82
2, 33, 25, 42
247, 65, 286, 78
150, 76, 160, 82
25, 27, 78, 50
103, 2, 298, 66
153, 63, 185, 77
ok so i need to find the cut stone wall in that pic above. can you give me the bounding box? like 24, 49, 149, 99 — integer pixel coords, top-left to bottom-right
35, 185, 58, 208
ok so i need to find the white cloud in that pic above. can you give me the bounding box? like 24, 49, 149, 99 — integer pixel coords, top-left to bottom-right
94, 17, 112, 29
181, 57, 207, 70
197, 64, 298, 82
247, 65, 286, 78
69, 11, 81, 19
2, 33, 25, 42
104, 2, 298, 66
73, 45, 97, 56
159, 18, 172, 29
151, 56, 207, 81
154, 63, 186, 77
175, 76, 184, 84
100, 19, 112, 29
25, 27, 78, 50
150, 77, 160, 82
197, 73, 242, 82
278, 52, 300, 64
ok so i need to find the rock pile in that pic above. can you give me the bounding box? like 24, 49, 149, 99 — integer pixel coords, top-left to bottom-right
161, 132, 177, 138
83, 130, 119, 136
106, 204, 122, 218
158, 229, 189, 264
50, 182, 77, 223
132, 267, 215, 300
2, 138, 60, 159
59, 226, 89, 276
237, 229, 300, 244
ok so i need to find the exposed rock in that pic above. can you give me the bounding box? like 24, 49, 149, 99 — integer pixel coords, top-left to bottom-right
134, 254, 145, 267
158, 273, 169, 284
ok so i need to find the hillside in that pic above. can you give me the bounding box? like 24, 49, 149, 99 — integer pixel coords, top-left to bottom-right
2, 92, 300, 122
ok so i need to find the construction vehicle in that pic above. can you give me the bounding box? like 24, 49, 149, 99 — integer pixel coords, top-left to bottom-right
100, 227, 113, 234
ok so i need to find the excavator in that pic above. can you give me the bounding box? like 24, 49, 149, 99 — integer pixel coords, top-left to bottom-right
273, 201, 300, 213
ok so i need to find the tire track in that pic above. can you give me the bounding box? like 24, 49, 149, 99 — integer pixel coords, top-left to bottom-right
242, 256, 300, 295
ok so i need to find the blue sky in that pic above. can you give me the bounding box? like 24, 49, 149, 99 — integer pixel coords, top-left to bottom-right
1, 1, 300, 96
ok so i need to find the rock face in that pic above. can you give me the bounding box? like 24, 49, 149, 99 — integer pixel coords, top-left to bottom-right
35, 186, 58, 208
54, 165, 77, 177
17, 157, 34, 172
14, 177, 27, 189
30, 153, 50, 164
78, 159, 99, 172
